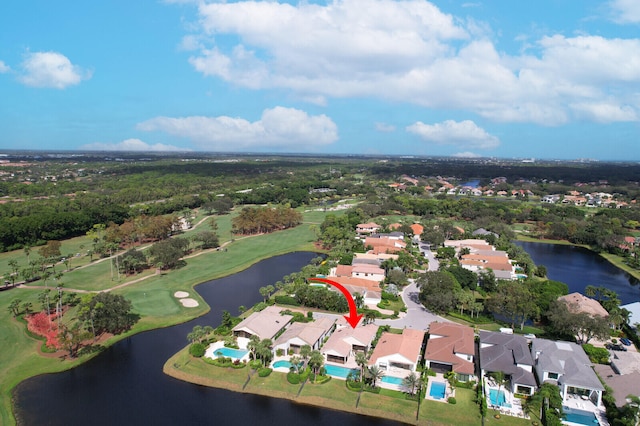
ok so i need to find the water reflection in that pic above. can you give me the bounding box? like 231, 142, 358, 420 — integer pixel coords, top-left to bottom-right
516, 241, 640, 304
14, 252, 400, 426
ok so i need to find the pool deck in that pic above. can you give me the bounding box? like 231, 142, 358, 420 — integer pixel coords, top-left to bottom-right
484, 378, 528, 419
424, 373, 454, 403
204, 341, 251, 363
563, 395, 609, 426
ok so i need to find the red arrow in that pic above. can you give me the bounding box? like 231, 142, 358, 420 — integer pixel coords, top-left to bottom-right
308, 277, 363, 328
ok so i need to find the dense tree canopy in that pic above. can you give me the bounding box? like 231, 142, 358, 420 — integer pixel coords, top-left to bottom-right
417, 271, 461, 314
77, 293, 138, 335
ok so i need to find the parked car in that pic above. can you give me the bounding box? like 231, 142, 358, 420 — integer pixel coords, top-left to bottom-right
606, 343, 627, 351
620, 337, 632, 346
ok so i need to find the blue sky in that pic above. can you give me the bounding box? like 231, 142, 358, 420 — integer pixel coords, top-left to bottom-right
1, 0, 639, 160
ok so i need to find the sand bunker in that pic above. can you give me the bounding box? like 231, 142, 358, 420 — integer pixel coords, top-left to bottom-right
174, 291, 189, 298
179, 298, 199, 308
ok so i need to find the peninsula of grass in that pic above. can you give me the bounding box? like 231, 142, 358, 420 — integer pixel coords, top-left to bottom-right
0, 210, 329, 425
167, 344, 528, 425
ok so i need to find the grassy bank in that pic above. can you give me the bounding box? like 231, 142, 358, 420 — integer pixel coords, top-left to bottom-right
165, 347, 533, 426
0, 211, 325, 425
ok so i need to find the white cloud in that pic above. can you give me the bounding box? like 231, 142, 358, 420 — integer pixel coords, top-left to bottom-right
406, 119, 500, 149
375, 122, 396, 132
609, 0, 640, 24
81, 138, 188, 152
179, 0, 640, 126
137, 106, 338, 150
19, 51, 91, 89
0, 60, 10, 73
570, 102, 638, 123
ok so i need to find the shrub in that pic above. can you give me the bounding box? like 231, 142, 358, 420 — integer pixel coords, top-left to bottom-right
582, 343, 610, 364
189, 343, 206, 358
276, 348, 284, 357
287, 372, 300, 384
274, 295, 300, 306
249, 360, 262, 369
258, 367, 272, 377
448, 397, 457, 404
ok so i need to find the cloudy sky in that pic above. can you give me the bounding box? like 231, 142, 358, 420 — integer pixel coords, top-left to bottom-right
1, 0, 639, 160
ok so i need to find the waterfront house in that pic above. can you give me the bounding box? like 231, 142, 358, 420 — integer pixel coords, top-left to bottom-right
557, 293, 609, 318
274, 317, 336, 354
479, 331, 537, 396
424, 322, 476, 382
531, 338, 604, 407
232, 306, 293, 343
368, 328, 425, 378
321, 322, 378, 364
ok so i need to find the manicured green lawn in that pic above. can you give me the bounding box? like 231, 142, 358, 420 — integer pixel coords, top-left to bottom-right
0, 209, 329, 425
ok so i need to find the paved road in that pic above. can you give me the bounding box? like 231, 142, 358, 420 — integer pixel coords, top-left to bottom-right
376, 247, 450, 331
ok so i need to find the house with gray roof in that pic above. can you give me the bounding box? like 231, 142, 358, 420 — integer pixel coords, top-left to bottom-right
531, 338, 604, 407
479, 331, 537, 395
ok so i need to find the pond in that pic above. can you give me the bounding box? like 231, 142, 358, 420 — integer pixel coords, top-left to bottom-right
13, 252, 399, 426
515, 241, 640, 304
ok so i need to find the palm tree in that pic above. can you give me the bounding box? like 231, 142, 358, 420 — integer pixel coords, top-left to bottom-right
247, 335, 260, 361
308, 350, 324, 379
289, 355, 301, 374
300, 344, 312, 368
257, 338, 273, 367
8, 259, 19, 286
23, 245, 31, 264
367, 365, 384, 388
355, 352, 368, 382
402, 372, 419, 396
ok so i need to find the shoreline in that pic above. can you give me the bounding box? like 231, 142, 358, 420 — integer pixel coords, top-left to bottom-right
163, 347, 420, 425
515, 235, 640, 281
6, 229, 323, 425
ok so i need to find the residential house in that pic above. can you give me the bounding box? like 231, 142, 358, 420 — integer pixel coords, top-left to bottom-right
531, 338, 604, 407
321, 322, 378, 364
594, 351, 640, 407
350, 263, 385, 282
424, 322, 476, 382
324, 275, 382, 305
356, 222, 381, 236
472, 228, 498, 239
541, 194, 560, 204
557, 293, 609, 318
369, 328, 425, 378
352, 252, 398, 266
410, 223, 424, 238
274, 317, 336, 354
479, 331, 537, 396
364, 236, 406, 255
232, 306, 294, 345
620, 301, 640, 331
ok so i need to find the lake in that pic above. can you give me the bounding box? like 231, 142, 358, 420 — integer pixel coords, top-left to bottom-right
13, 252, 399, 426
515, 241, 640, 304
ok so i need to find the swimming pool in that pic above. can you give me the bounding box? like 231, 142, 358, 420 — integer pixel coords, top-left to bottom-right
214, 347, 249, 359
489, 389, 512, 408
273, 360, 303, 370
563, 407, 599, 425
381, 375, 403, 385
429, 381, 446, 399
323, 364, 359, 379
